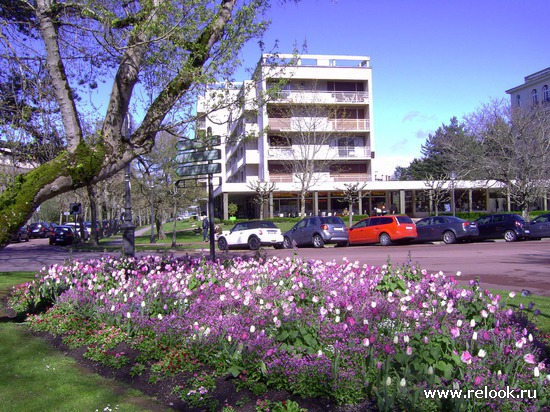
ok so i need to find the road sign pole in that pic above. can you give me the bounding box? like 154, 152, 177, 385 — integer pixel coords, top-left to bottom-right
208, 172, 216, 261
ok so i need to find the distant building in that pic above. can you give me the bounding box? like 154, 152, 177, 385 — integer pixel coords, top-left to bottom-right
506, 67, 550, 108
0, 147, 35, 191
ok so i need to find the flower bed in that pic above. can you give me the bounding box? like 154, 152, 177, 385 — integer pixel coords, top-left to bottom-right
9, 254, 550, 411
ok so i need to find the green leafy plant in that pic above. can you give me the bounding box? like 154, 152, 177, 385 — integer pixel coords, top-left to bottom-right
255, 398, 308, 412
172, 371, 218, 410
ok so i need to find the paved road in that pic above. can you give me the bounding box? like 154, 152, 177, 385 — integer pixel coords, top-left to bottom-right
3, 237, 550, 296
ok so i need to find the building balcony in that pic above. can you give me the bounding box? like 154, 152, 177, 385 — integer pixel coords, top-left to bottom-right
269, 117, 370, 132
273, 90, 369, 104
267, 172, 371, 184
268, 145, 371, 160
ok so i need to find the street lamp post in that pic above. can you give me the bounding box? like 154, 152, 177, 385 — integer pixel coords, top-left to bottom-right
451, 171, 457, 217
150, 179, 156, 244
121, 114, 135, 257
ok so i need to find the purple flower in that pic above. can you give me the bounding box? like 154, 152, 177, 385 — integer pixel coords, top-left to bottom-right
461, 351, 472, 364
524, 353, 536, 364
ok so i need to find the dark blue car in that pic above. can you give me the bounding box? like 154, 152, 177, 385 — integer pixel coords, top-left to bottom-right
529, 213, 550, 239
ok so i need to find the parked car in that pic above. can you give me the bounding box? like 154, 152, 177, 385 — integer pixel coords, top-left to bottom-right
49, 225, 81, 246
283, 216, 349, 248
28, 222, 52, 238
348, 215, 417, 246
217, 220, 284, 250
64, 222, 89, 240
474, 213, 529, 242
414, 216, 479, 244
84, 221, 101, 238
528, 213, 550, 239
45, 224, 59, 239
10, 226, 30, 243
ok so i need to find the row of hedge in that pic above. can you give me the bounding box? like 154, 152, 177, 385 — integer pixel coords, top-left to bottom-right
218, 210, 548, 226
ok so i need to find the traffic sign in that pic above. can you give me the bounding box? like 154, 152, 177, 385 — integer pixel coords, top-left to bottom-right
175, 176, 221, 188
176, 136, 221, 151
175, 178, 207, 189
174, 149, 221, 163
176, 163, 221, 177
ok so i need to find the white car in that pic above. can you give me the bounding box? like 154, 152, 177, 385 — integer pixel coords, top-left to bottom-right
217, 220, 284, 250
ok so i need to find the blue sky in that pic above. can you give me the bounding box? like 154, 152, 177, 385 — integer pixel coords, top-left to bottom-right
237, 0, 549, 176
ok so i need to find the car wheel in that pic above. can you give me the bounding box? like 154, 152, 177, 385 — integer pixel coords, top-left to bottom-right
312, 234, 324, 248
248, 236, 261, 250
442, 231, 456, 244
504, 230, 517, 242
379, 233, 392, 246
218, 237, 228, 251
283, 236, 293, 249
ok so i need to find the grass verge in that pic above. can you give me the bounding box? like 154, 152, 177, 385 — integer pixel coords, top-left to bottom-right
0, 272, 170, 412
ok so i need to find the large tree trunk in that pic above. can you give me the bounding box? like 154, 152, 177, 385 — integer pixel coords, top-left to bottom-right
0, 0, 240, 247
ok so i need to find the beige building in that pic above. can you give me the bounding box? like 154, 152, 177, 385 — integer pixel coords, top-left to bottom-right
506, 67, 550, 108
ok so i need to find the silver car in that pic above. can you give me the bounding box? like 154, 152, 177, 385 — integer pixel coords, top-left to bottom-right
283, 216, 349, 248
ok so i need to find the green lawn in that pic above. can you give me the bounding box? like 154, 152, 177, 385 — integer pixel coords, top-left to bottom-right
0, 272, 171, 412
79, 219, 300, 252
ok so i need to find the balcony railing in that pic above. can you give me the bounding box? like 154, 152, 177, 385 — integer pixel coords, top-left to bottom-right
330, 118, 370, 131
267, 172, 371, 183
269, 118, 370, 132
332, 173, 371, 182
274, 90, 369, 104
268, 146, 371, 159
269, 174, 293, 183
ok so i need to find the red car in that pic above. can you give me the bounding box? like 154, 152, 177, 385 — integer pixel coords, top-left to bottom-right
348, 215, 417, 246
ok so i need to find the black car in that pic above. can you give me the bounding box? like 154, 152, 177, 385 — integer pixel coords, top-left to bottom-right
49, 225, 81, 246
28, 222, 52, 238
528, 213, 550, 239
474, 214, 530, 242
10, 226, 30, 243
45, 224, 59, 239
414, 216, 479, 244
283, 216, 349, 248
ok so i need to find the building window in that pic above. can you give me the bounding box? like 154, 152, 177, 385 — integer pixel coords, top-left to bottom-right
516, 94, 521, 107
532, 89, 538, 105
543, 85, 549, 103
268, 135, 291, 147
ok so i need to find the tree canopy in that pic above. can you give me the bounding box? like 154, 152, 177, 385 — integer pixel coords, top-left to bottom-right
396, 100, 550, 216
0, 0, 294, 245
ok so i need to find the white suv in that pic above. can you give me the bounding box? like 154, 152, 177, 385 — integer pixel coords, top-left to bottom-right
217, 220, 284, 250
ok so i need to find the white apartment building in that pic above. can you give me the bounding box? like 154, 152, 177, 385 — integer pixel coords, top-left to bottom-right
506, 67, 550, 108
198, 54, 380, 219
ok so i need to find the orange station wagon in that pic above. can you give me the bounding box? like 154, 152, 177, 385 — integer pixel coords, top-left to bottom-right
348, 215, 417, 246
